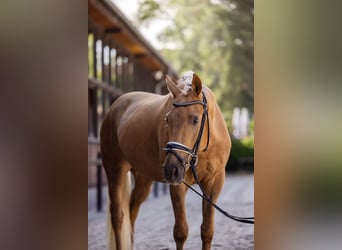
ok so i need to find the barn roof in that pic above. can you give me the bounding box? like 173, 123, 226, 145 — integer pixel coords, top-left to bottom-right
88, 0, 178, 78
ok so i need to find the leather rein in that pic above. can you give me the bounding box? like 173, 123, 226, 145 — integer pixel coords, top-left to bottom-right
163, 92, 254, 224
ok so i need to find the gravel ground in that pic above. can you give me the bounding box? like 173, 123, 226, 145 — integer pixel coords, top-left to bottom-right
88, 173, 254, 250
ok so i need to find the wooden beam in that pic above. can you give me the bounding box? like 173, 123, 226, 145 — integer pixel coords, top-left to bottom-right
134, 53, 147, 59
88, 78, 124, 98
105, 27, 122, 34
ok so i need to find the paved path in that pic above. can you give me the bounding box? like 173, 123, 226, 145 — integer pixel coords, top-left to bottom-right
88, 173, 254, 250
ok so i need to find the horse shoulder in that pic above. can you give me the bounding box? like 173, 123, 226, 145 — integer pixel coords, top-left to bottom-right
111, 92, 167, 148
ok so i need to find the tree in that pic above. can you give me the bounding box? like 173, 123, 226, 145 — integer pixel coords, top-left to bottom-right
136, 0, 254, 123
219, 0, 254, 114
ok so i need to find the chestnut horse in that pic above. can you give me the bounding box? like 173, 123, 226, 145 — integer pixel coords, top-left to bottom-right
100, 71, 231, 250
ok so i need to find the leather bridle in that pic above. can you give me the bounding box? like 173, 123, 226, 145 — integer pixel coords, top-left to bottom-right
163, 92, 209, 170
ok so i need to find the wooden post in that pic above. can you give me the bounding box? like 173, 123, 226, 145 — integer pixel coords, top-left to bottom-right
96, 152, 103, 212
101, 37, 105, 83
93, 33, 97, 80
115, 48, 119, 88
108, 42, 112, 85
153, 182, 158, 198
101, 38, 106, 117
91, 33, 98, 137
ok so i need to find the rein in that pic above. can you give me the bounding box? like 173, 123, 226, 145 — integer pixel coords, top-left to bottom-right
163, 92, 254, 225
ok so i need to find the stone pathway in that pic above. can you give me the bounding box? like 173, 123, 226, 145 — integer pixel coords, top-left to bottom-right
88, 173, 254, 250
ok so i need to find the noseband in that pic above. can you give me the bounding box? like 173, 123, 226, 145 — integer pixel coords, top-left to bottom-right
163, 92, 210, 170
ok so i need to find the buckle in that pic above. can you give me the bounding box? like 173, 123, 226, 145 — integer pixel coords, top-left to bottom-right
189, 154, 198, 167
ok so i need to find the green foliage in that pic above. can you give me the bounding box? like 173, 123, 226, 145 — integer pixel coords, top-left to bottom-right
136, 0, 254, 121
249, 118, 254, 135
137, 0, 163, 22
227, 136, 254, 172
220, 0, 254, 112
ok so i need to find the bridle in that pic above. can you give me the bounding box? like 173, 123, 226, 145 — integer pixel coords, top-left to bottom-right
163, 91, 254, 225
163, 92, 209, 171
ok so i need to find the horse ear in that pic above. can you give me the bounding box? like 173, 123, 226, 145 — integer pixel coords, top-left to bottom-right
165, 75, 179, 98
192, 73, 202, 96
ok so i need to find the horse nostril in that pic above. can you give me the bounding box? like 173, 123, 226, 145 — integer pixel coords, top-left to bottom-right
172, 167, 179, 180
163, 162, 184, 184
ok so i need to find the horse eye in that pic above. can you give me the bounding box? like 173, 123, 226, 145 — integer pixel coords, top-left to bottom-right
192, 116, 199, 125
164, 115, 168, 123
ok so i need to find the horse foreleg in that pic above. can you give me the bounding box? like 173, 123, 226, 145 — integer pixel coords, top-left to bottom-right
170, 184, 189, 250
201, 171, 225, 250
129, 170, 153, 231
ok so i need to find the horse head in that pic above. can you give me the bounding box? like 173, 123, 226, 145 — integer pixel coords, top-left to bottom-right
162, 71, 208, 184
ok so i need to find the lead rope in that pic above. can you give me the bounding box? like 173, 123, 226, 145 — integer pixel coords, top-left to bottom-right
185, 94, 254, 224
183, 164, 254, 224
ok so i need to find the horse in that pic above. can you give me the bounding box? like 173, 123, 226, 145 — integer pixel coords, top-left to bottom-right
100, 71, 231, 250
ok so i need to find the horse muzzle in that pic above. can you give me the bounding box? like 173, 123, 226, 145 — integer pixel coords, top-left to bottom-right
162, 159, 185, 185
162, 141, 196, 184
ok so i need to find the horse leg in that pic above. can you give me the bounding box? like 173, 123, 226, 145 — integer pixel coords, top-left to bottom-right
129, 170, 153, 231
103, 157, 132, 250
101, 115, 134, 250
200, 170, 225, 250
170, 184, 189, 250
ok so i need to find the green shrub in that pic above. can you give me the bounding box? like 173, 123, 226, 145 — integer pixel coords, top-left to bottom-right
226, 136, 254, 172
